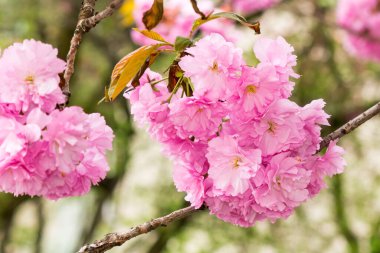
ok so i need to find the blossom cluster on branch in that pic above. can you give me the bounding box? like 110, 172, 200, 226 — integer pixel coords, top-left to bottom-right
128, 0, 281, 45
124, 33, 346, 227
337, 0, 380, 62
0, 40, 114, 199
229, 0, 281, 14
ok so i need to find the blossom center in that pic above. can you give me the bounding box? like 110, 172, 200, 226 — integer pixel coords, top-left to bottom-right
209, 61, 220, 72
246, 85, 257, 94
25, 75, 35, 85
275, 175, 282, 186
267, 121, 277, 134
232, 156, 242, 169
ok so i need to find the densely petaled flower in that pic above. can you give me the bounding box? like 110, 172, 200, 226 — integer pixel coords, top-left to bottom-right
179, 33, 244, 101
254, 36, 299, 98
230, 0, 281, 14
253, 99, 305, 156
230, 65, 280, 121
173, 161, 207, 208
337, 0, 380, 61
41, 107, 114, 199
124, 33, 346, 227
124, 69, 170, 126
298, 99, 330, 155
254, 152, 311, 213
0, 114, 47, 196
169, 97, 225, 140
206, 191, 269, 227
130, 0, 238, 45
207, 135, 262, 196
0, 40, 115, 200
305, 141, 346, 196
0, 39, 66, 114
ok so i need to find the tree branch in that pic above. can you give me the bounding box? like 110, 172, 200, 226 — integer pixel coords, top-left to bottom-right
77, 206, 199, 253
77, 100, 380, 253
320, 101, 380, 149
62, 0, 124, 105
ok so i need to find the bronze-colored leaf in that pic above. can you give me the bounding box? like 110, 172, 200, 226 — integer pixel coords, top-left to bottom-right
131, 51, 160, 87
168, 60, 181, 92
133, 28, 170, 44
106, 45, 161, 101
142, 0, 164, 30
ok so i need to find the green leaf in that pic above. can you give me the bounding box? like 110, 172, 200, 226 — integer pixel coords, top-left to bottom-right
142, 0, 164, 30
174, 36, 193, 52
133, 28, 171, 44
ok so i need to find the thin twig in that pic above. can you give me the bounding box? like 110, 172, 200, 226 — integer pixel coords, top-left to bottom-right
62, 0, 124, 105
190, 0, 207, 19
78, 100, 380, 253
62, 0, 96, 100
77, 206, 199, 253
320, 101, 380, 149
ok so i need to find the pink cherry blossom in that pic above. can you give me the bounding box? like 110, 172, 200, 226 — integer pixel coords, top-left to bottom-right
0, 39, 66, 114
298, 99, 330, 155
124, 69, 169, 126
230, 0, 281, 14
0, 114, 47, 196
41, 107, 114, 199
206, 191, 269, 227
169, 97, 225, 140
254, 152, 311, 213
131, 0, 239, 45
230, 65, 280, 121
253, 99, 305, 156
207, 135, 261, 196
254, 36, 299, 98
173, 161, 207, 208
311, 140, 346, 177
124, 33, 346, 227
179, 33, 244, 101
337, 0, 380, 61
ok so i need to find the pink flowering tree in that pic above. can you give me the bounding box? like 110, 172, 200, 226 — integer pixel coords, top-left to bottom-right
1, 0, 380, 252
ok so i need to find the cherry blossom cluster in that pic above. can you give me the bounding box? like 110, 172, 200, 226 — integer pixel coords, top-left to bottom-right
0, 40, 114, 199
229, 0, 281, 14
131, 0, 280, 45
337, 0, 380, 62
125, 33, 345, 227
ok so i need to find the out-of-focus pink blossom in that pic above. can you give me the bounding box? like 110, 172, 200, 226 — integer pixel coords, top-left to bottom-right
337, 0, 380, 61
131, 0, 238, 45
230, 0, 281, 14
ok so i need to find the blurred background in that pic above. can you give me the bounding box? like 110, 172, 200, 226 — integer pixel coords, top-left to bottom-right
1, 0, 380, 252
